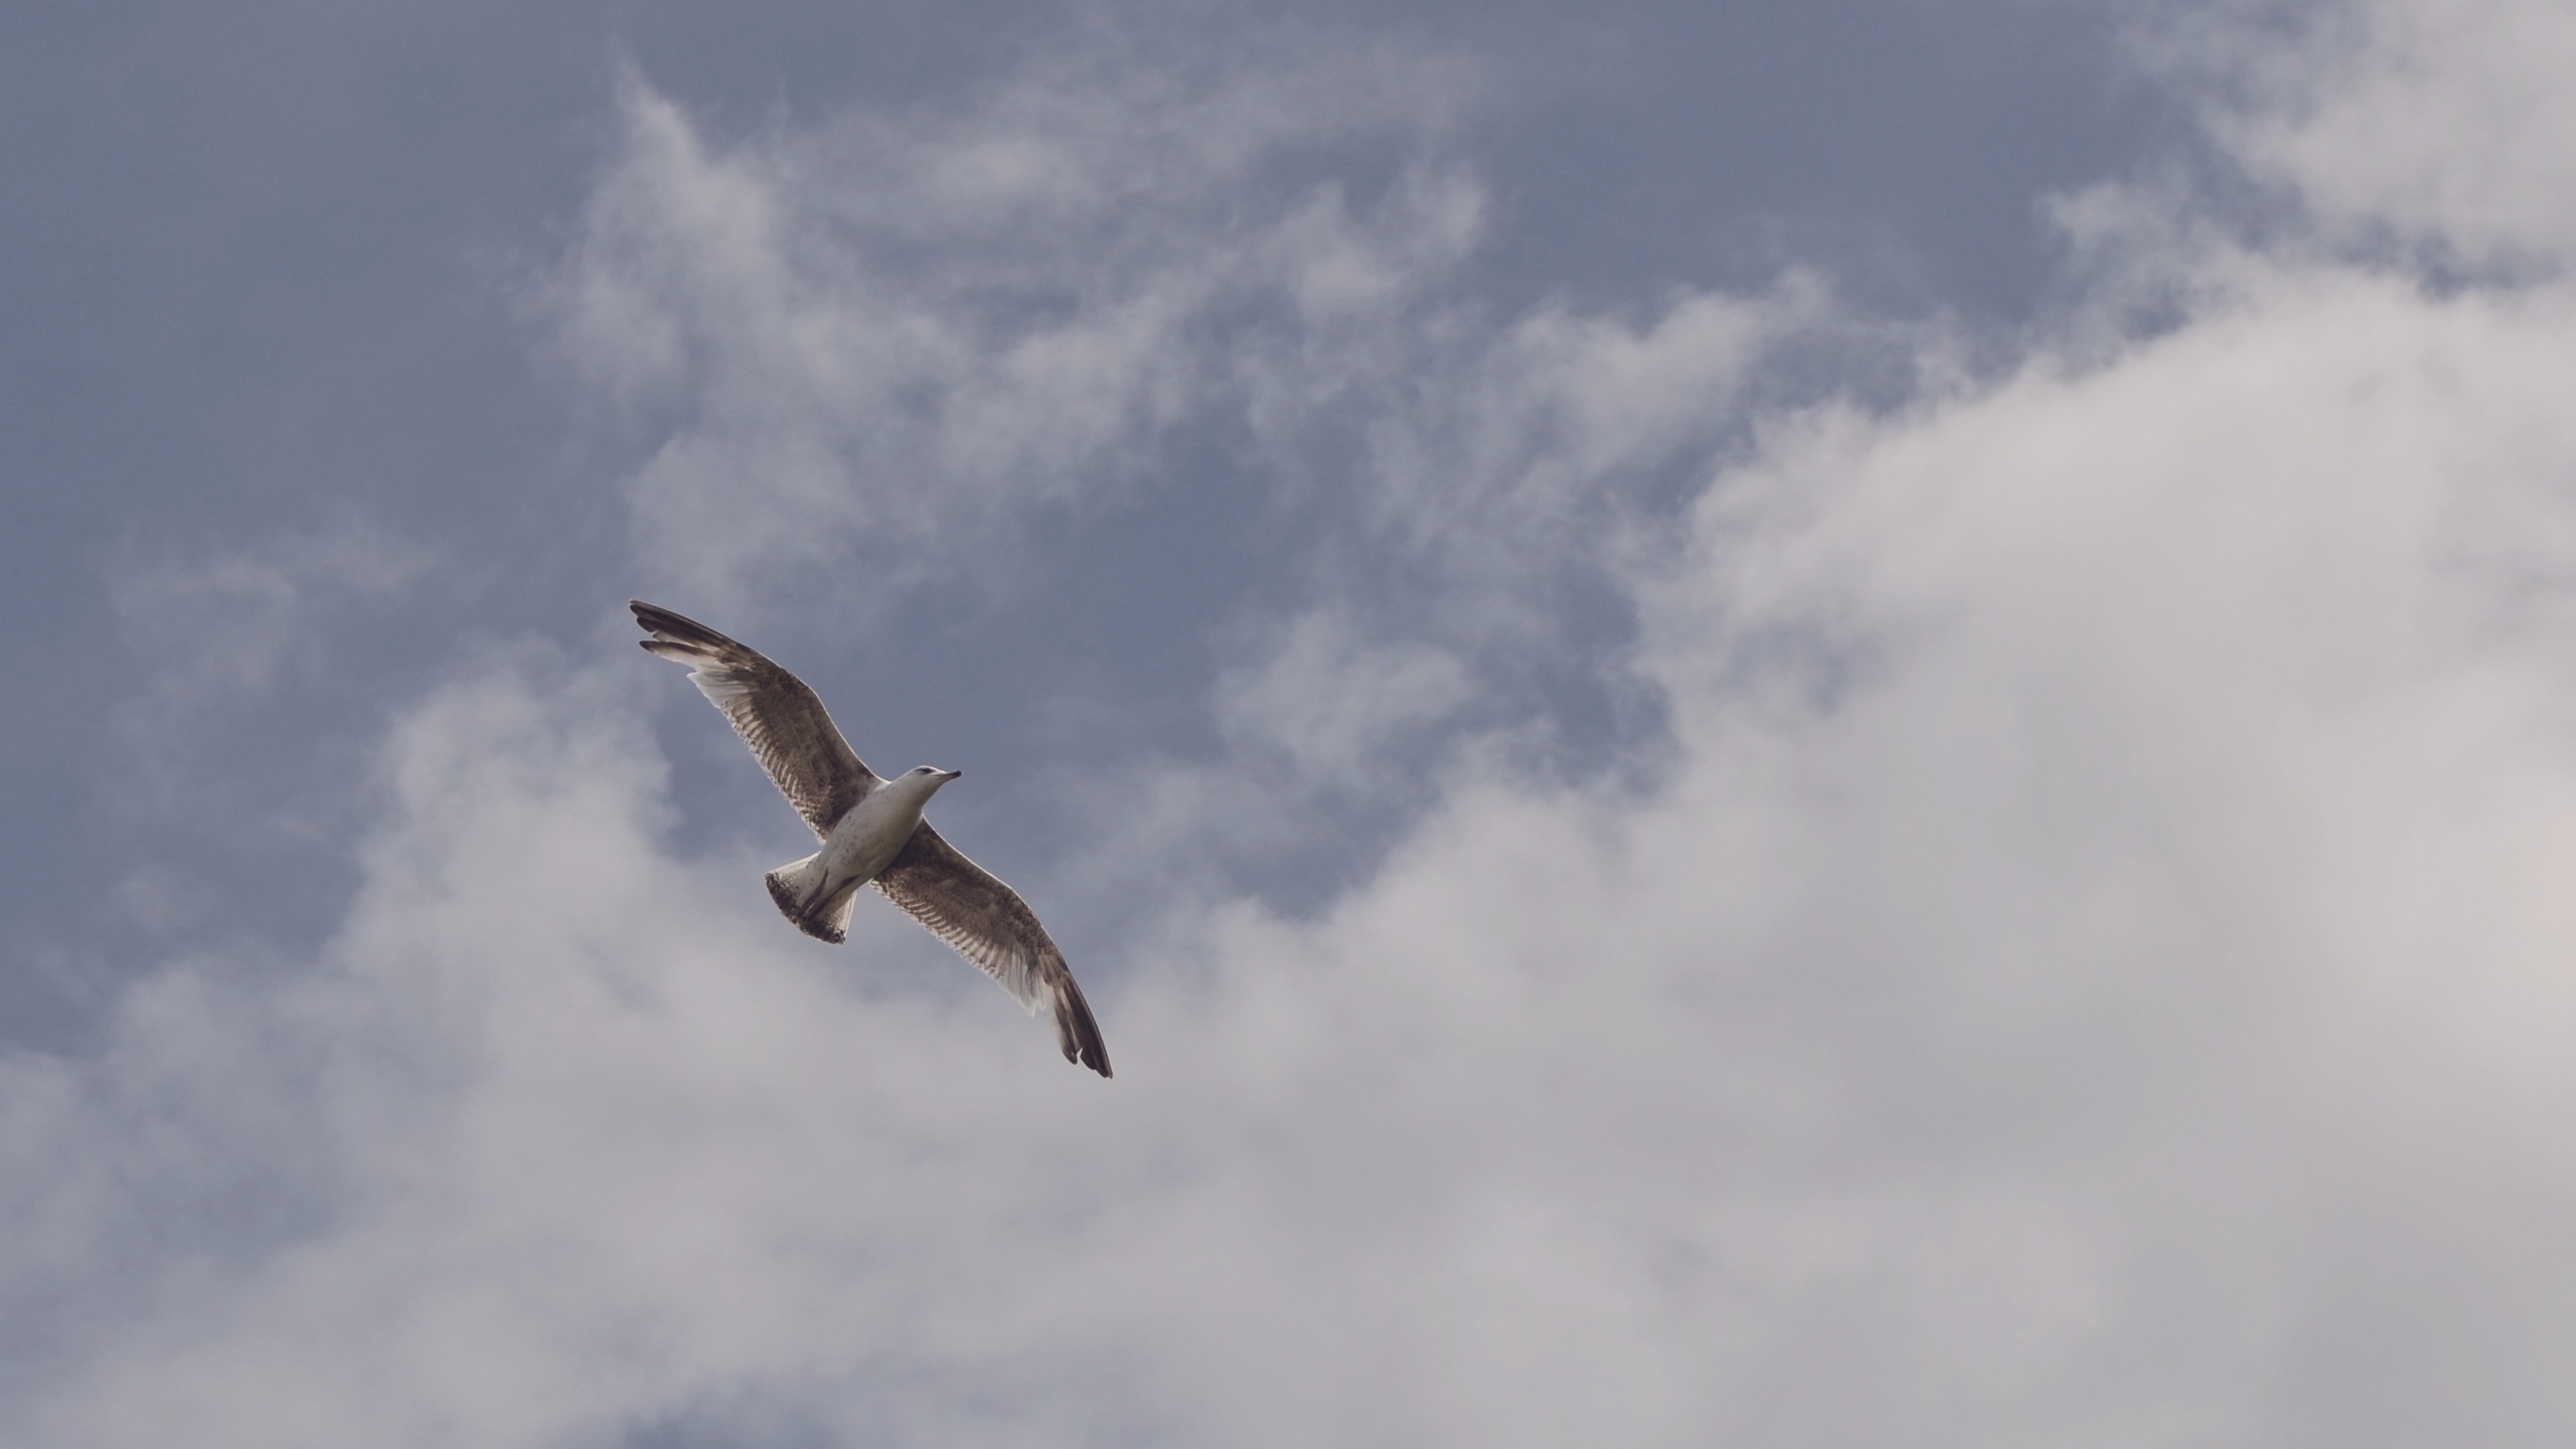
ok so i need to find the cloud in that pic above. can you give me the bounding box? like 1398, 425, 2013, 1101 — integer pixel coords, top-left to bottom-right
13, 2, 2576, 1445
1359, 275, 1845, 575
546, 49, 1485, 621
1216, 608, 1472, 782
2170, 0, 2576, 268
97, 527, 434, 940
108, 527, 431, 760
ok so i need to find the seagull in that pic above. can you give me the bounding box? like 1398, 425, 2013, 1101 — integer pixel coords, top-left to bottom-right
630, 600, 1111, 1077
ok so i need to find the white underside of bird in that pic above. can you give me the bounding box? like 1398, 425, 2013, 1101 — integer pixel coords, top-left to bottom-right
762, 765, 960, 937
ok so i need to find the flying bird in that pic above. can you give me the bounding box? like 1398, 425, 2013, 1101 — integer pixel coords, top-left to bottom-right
630, 600, 1111, 1077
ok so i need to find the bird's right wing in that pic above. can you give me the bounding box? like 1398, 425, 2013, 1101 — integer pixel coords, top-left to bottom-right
630, 601, 876, 838
874, 823, 1113, 1077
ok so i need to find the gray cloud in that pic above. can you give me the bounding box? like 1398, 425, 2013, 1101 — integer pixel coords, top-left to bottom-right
2173, 0, 2576, 270
547, 52, 1485, 621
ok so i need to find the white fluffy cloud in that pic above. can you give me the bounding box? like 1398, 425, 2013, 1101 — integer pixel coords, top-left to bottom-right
550, 52, 1484, 620
2179, 0, 2576, 266
12, 2, 2576, 1445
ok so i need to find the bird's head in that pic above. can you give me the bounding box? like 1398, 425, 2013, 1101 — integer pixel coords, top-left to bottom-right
897, 765, 963, 798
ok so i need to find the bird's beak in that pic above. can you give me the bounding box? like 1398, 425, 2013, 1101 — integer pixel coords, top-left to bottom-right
938, 769, 963, 782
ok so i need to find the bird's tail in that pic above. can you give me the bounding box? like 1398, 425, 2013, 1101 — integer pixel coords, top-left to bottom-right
763, 852, 859, 945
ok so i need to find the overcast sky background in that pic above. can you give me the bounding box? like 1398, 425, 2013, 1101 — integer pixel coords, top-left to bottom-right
6, 0, 2575, 1443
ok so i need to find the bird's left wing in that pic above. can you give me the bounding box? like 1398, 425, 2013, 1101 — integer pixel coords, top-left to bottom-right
874, 823, 1113, 1077
630, 601, 877, 838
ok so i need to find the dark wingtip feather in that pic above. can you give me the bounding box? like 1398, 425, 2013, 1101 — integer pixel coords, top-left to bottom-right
1057, 976, 1113, 1079
628, 600, 737, 651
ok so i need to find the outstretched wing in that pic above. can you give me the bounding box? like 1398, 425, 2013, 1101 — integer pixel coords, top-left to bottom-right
875, 823, 1113, 1078
630, 601, 877, 838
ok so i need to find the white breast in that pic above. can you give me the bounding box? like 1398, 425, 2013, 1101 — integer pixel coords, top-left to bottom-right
817, 781, 936, 887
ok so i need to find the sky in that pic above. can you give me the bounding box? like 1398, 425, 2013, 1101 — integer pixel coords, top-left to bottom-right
3, 0, 2574, 1443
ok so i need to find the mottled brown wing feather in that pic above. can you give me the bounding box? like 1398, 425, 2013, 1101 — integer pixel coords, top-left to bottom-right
875, 823, 1113, 1077
630, 601, 876, 838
